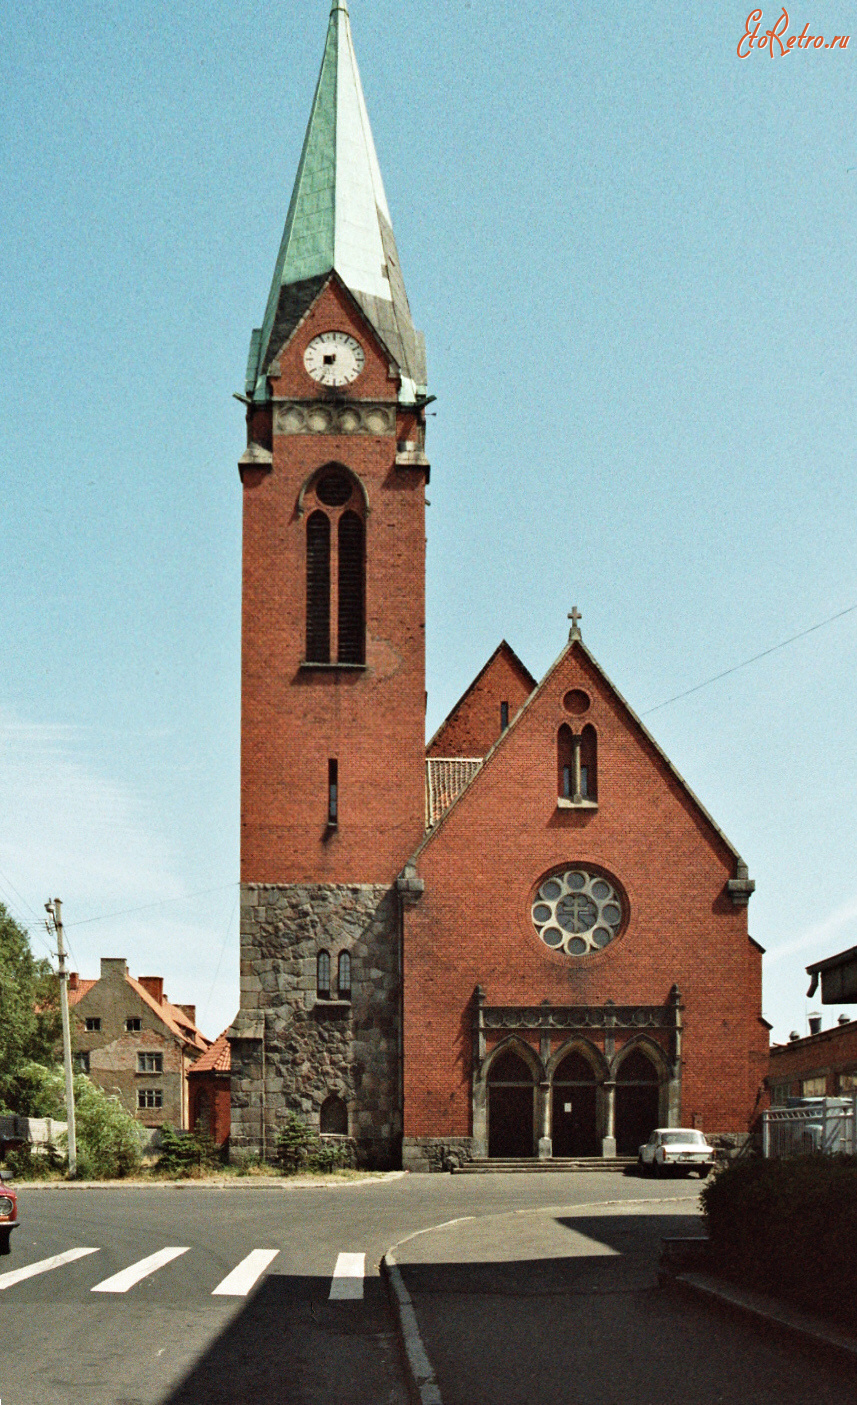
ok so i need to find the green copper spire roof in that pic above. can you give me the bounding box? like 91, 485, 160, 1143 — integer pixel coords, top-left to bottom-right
247, 0, 426, 404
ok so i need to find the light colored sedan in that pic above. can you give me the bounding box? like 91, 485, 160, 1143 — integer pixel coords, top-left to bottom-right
638, 1128, 714, 1178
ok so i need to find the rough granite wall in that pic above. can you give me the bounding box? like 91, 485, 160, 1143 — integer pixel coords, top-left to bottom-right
230, 882, 401, 1166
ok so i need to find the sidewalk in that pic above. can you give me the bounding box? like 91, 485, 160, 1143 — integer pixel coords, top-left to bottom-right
384, 1198, 857, 1405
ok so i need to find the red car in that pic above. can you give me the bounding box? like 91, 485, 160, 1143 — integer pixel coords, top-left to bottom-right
0, 1171, 18, 1255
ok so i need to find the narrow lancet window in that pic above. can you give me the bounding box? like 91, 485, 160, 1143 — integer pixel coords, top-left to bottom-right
338, 950, 352, 1000
317, 951, 331, 1000
328, 759, 339, 827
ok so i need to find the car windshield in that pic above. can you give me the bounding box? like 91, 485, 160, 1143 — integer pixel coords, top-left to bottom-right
660, 1131, 703, 1145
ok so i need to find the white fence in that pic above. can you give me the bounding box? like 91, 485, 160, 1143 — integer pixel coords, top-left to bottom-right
0, 1115, 68, 1146
762, 1096, 857, 1159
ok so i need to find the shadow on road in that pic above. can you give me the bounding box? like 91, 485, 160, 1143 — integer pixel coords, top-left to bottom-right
159, 1274, 405, 1405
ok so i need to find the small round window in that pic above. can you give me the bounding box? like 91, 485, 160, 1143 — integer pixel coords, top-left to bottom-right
316, 471, 353, 507
532, 868, 624, 956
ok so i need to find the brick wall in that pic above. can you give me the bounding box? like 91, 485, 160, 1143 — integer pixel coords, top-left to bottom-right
240, 279, 427, 886
769, 1018, 857, 1098
402, 641, 768, 1158
427, 642, 536, 759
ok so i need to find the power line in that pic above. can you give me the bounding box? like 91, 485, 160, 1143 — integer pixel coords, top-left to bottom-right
65, 882, 239, 928
642, 603, 857, 717
201, 890, 239, 1033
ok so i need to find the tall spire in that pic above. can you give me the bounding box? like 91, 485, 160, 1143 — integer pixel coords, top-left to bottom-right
246, 2, 426, 404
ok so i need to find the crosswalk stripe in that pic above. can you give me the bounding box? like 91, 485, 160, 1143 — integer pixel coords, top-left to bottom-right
91, 1246, 189, 1293
211, 1249, 280, 1297
329, 1251, 365, 1300
0, 1247, 100, 1291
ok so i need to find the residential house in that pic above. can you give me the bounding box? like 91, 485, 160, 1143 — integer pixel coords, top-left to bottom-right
68, 958, 210, 1129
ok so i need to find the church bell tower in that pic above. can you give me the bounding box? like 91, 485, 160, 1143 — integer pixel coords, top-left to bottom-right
230, 0, 429, 1165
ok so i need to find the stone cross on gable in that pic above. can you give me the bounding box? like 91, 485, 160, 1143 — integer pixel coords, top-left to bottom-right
568, 606, 582, 641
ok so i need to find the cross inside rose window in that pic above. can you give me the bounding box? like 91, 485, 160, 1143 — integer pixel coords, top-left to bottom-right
531, 869, 625, 956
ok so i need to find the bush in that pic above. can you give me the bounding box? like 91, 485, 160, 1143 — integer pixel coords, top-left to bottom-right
275, 1114, 356, 1174
701, 1154, 857, 1328
0, 1066, 144, 1179
3, 1141, 64, 1180
71, 1075, 145, 1179
155, 1124, 220, 1177
276, 1113, 314, 1172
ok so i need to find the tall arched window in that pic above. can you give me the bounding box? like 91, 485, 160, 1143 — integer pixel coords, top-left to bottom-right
317, 951, 331, 1000
557, 723, 598, 803
304, 469, 365, 665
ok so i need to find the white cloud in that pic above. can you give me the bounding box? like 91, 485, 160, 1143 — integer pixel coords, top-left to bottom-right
764, 894, 857, 967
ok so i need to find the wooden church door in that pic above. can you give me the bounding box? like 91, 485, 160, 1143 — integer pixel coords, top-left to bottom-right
487, 1050, 535, 1158
615, 1049, 661, 1155
552, 1052, 599, 1157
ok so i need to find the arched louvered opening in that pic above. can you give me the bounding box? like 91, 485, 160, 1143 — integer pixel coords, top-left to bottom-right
337, 511, 365, 664
317, 950, 331, 1001
320, 1094, 348, 1135
337, 950, 352, 1000
306, 511, 331, 663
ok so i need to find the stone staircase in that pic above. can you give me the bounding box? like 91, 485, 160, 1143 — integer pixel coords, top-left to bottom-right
451, 1157, 637, 1174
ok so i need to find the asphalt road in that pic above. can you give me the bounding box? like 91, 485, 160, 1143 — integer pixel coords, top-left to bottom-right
1, 1171, 851, 1405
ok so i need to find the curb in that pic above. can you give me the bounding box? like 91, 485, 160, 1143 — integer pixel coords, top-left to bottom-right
11, 1171, 407, 1191
664, 1269, 857, 1365
381, 1249, 443, 1405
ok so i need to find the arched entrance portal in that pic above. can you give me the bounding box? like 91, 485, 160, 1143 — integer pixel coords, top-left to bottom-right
615, 1048, 661, 1155
552, 1051, 599, 1157
487, 1049, 535, 1157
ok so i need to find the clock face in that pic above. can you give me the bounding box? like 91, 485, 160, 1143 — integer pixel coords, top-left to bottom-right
303, 331, 365, 387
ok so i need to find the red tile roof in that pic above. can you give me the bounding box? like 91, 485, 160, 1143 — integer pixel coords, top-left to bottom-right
189, 1028, 231, 1074
68, 969, 211, 1053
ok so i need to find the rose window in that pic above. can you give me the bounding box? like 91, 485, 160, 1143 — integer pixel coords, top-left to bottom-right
531, 869, 624, 956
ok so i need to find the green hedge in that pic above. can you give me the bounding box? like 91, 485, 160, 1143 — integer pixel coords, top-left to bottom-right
701, 1155, 857, 1328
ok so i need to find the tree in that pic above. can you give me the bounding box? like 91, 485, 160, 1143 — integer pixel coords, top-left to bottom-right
0, 903, 61, 1113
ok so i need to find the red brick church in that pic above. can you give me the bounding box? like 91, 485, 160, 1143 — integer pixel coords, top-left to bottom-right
228, 0, 769, 1169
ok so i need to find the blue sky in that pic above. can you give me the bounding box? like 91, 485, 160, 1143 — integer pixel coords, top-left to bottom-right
1, 0, 856, 1045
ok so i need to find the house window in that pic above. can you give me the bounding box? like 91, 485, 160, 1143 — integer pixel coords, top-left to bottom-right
138, 1088, 163, 1109
73, 1052, 90, 1073
838, 1071, 857, 1093
137, 1053, 163, 1074
802, 1075, 826, 1097
337, 951, 352, 1001
304, 469, 365, 666
126, 1017, 142, 1032
317, 951, 331, 1001
85, 1017, 101, 1032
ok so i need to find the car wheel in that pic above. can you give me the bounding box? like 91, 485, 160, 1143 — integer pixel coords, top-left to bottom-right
637, 1157, 647, 1177
0, 1231, 10, 1257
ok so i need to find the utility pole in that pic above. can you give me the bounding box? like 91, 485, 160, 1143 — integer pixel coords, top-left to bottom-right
46, 899, 77, 1178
